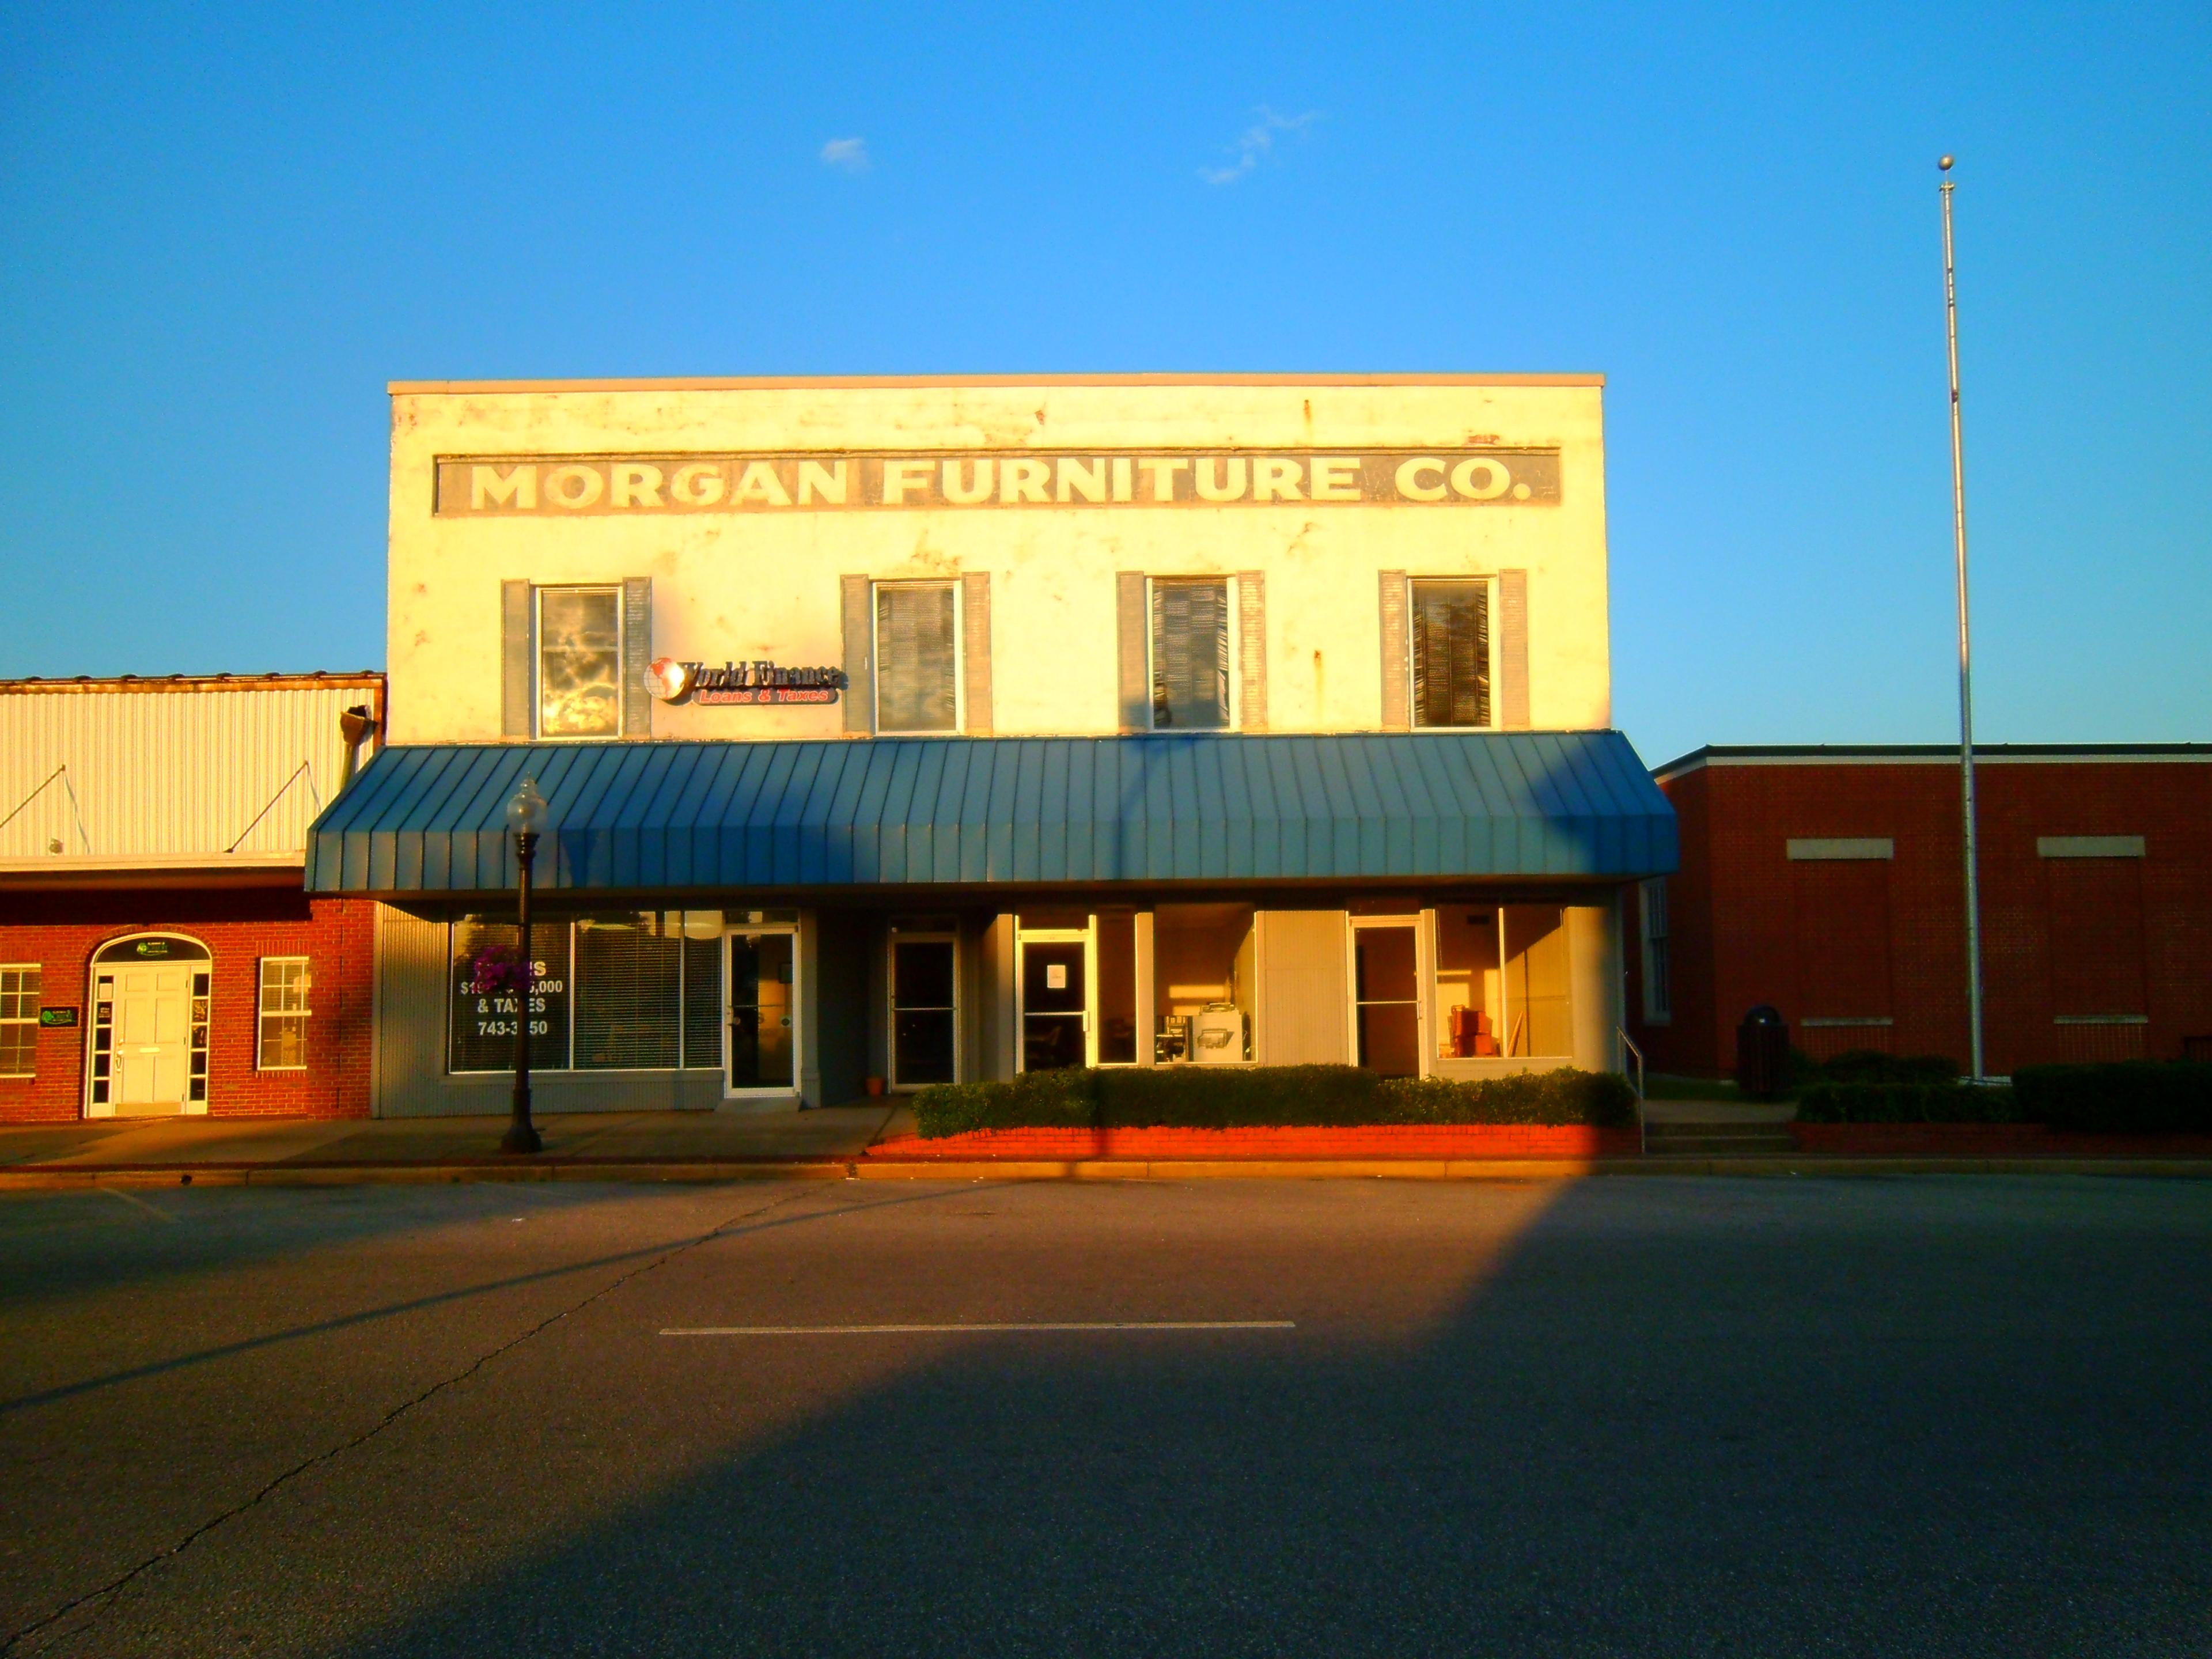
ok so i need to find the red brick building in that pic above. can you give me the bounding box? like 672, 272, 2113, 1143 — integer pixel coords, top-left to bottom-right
1626, 745, 2212, 1079
0, 673, 384, 1123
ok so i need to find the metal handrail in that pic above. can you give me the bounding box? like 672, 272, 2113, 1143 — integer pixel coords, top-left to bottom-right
1618, 1027, 1647, 1154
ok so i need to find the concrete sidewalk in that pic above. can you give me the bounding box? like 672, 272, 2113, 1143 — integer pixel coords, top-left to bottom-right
2, 1104, 2207, 1188
0, 1107, 904, 1186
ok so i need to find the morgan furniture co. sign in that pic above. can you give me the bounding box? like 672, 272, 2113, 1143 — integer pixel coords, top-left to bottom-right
435, 449, 1561, 516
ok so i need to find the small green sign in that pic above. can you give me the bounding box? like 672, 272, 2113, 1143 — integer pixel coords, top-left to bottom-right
39, 1007, 78, 1028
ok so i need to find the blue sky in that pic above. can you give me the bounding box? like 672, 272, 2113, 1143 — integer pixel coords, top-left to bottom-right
2, 2, 2205, 764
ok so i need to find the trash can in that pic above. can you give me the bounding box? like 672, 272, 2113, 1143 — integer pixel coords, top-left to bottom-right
1736, 1005, 1790, 1100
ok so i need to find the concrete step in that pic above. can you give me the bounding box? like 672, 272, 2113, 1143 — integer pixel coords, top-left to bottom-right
1641, 1124, 1798, 1156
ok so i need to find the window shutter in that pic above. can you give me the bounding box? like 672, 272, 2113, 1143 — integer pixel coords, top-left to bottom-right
1237, 571, 1267, 732
622, 577, 652, 737
1116, 571, 1149, 733
961, 571, 993, 734
1377, 572, 1408, 730
1498, 568, 1531, 728
841, 575, 874, 734
501, 580, 532, 738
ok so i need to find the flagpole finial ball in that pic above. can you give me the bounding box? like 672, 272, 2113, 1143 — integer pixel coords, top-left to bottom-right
1939, 155, 1954, 171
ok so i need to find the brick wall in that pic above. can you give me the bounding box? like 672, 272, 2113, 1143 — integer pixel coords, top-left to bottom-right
1628, 757, 2212, 1078
0, 888, 374, 1123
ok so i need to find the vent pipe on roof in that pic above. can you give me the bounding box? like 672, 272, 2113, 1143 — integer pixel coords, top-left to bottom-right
338, 706, 378, 790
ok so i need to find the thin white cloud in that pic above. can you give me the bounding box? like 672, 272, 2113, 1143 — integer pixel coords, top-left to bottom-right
820, 137, 869, 173
1199, 107, 1320, 185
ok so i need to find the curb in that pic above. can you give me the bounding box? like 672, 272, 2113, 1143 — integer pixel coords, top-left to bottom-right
5, 1156, 2211, 1191
0, 1160, 857, 1192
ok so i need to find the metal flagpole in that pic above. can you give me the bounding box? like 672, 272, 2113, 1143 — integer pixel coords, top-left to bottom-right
1940, 155, 1987, 1081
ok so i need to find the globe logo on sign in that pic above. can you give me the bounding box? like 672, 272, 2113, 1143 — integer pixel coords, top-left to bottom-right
643, 657, 692, 702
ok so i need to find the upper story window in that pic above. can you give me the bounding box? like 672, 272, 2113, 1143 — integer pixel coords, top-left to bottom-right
539, 586, 623, 737
0, 965, 39, 1078
874, 582, 961, 734
1410, 578, 1493, 729
1151, 577, 1232, 730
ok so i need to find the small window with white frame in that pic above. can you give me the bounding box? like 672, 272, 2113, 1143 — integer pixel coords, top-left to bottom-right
874, 581, 962, 734
1150, 576, 1233, 730
0, 965, 40, 1078
1409, 578, 1495, 729
257, 957, 311, 1070
1638, 878, 1672, 1024
537, 585, 624, 737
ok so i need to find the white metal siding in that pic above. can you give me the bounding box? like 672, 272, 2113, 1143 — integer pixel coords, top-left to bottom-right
0, 684, 376, 860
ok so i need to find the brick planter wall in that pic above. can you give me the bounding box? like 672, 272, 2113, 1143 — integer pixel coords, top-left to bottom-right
869, 1124, 1639, 1160
0, 889, 376, 1124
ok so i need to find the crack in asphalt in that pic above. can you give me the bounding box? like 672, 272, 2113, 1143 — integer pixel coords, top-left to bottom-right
0, 1185, 822, 1656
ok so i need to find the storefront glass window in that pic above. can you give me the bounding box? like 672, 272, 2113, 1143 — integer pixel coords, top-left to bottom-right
1433, 910, 1503, 1058
537, 587, 622, 737
1152, 903, 1253, 1063
450, 918, 572, 1073
680, 914, 725, 1070
1151, 578, 1230, 729
573, 915, 681, 1070
1095, 910, 1139, 1065
1410, 579, 1492, 729
875, 583, 959, 733
448, 912, 724, 1074
1503, 905, 1573, 1056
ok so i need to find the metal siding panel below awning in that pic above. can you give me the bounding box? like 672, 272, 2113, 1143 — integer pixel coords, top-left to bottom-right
304, 731, 1679, 896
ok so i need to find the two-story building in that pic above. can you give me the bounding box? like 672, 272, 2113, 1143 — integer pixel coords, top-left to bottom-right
311, 375, 1675, 1113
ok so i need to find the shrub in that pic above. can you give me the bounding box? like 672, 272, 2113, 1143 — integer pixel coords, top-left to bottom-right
911, 1064, 1638, 1137
911, 1066, 1096, 1137
2012, 1062, 2212, 1134
1794, 1080, 2021, 1124
1815, 1050, 1961, 1086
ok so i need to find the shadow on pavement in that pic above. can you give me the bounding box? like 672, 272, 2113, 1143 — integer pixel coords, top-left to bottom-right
314, 1177, 2212, 1658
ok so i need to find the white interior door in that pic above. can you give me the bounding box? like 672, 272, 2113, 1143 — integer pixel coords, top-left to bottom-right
111, 965, 191, 1112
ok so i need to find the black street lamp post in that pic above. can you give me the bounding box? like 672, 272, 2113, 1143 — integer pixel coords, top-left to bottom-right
503, 777, 548, 1154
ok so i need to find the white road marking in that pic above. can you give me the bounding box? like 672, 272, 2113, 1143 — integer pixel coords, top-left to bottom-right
659, 1321, 1296, 1336
101, 1187, 176, 1222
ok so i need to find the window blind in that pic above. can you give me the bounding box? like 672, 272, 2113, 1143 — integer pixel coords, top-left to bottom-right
1410, 580, 1492, 728
1151, 578, 1230, 729
876, 585, 959, 733
573, 914, 682, 1070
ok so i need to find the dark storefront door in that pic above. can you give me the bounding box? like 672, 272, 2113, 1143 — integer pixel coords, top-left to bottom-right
1354, 923, 1422, 1076
891, 938, 957, 1088
728, 931, 796, 1091
1021, 940, 1088, 1071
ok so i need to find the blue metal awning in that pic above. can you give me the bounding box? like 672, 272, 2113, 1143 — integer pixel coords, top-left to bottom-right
305, 732, 1676, 896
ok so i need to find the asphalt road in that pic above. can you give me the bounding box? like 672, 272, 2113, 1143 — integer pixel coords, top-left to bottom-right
3, 1175, 2209, 1657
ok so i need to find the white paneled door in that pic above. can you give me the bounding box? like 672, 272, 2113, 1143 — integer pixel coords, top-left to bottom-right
109, 965, 192, 1113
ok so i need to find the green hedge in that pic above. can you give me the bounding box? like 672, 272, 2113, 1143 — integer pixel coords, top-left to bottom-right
2012, 1062, 2212, 1134
1794, 1080, 2022, 1124
1813, 1049, 1961, 1085
912, 1065, 1638, 1138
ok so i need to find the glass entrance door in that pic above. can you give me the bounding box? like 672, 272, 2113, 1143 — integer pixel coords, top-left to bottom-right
890, 936, 956, 1088
1019, 937, 1088, 1071
1353, 922, 1423, 1077
727, 930, 796, 1092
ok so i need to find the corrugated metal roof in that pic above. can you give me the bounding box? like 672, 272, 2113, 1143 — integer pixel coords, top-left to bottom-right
1, 679, 384, 863
306, 732, 1675, 895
